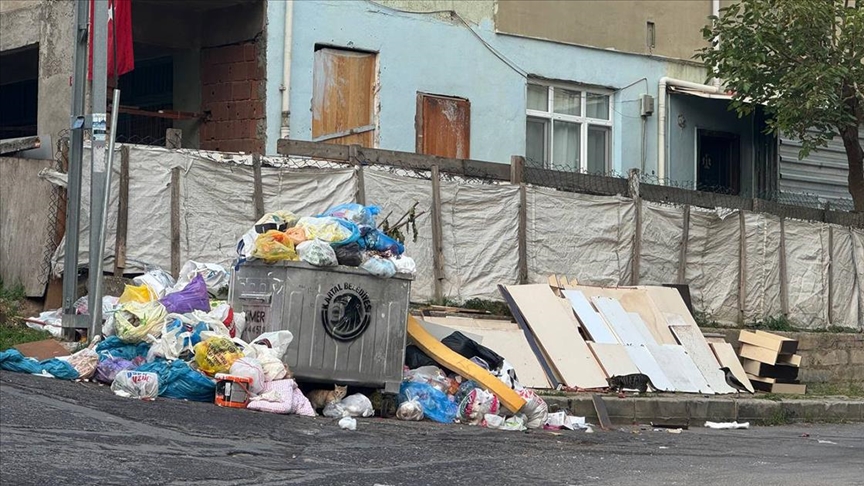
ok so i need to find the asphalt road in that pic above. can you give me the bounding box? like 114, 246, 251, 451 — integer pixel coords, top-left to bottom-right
1, 371, 862, 486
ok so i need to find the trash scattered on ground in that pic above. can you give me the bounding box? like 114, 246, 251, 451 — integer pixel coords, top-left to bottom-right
111, 371, 159, 400
704, 421, 750, 430
817, 440, 837, 445
338, 416, 357, 431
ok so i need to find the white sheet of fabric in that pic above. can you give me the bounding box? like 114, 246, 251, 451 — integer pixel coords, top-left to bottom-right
832, 227, 862, 329
440, 181, 520, 301
639, 202, 684, 285
364, 169, 435, 301
685, 208, 741, 324
742, 212, 783, 322
260, 166, 356, 219
852, 230, 864, 330
783, 219, 830, 329
527, 186, 635, 287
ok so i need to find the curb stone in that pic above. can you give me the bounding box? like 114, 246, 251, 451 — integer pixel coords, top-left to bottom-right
539, 394, 864, 425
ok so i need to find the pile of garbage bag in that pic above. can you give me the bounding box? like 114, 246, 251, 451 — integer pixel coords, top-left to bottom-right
396, 331, 549, 431
235, 203, 416, 279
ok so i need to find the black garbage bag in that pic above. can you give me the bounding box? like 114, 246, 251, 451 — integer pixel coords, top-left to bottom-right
404, 345, 437, 369
334, 242, 363, 267
441, 331, 504, 371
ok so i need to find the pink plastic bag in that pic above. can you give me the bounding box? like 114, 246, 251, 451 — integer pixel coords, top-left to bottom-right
160, 274, 210, 314
247, 379, 297, 414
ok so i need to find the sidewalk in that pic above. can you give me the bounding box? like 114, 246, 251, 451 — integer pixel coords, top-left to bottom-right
540, 393, 864, 426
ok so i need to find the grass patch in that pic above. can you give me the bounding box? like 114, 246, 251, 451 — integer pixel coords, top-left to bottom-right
761, 407, 794, 426
749, 315, 794, 332
0, 278, 52, 350
0, 325, 50, 351
805, 382, 864, 398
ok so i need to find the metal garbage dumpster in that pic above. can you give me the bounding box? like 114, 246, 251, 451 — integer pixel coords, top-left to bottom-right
229, 261, 411, 393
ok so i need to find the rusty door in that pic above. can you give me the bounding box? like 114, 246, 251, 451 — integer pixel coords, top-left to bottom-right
312, 48, 376, 147
416, 93, 470, 159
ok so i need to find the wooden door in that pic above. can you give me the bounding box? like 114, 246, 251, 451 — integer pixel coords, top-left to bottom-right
312, 48, 376, 147
416, 93, 470, 159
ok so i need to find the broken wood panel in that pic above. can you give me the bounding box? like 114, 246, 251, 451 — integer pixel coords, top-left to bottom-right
591, 296, 656, 345
589, 343, 639, 378
710, 342, 755, 393
740, 358, 800, 380
625, 344, 676, 392
0, 157, 55, 296
312, 48, 376, 148
669, 325, 737, 394
562, 290, 618, 344
739, 342, 785, 365
416, 94, 470, 159
504, 284, 607, 389
574, 285, 677, 345
739, 330, 799, 355
645, 343, 712, 394
592, 394, 612, 430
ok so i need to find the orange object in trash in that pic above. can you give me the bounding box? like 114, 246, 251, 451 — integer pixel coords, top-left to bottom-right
214, 373, 252, 408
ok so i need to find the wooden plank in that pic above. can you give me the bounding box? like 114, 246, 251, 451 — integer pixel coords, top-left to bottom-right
589, 343, 640, 378
777, 353, 802, 367
592, 394, 612, 430
349, 144, 366, 205
592, 296, 656, 345
740, 358, 800, 380
747, 373, 775, 384
577, 285, 677, 345
407, 316, 526, 413
710, 342, 755, 393
748, 375, 806, 394
739, 342, 781, 365
170, 167, 181, 278
499, 284, 561, 388
631, 197, 642, 285
113, 145, 130, 276
738, 210, 746, 323
739, 330, 798, 355
625, 344, 676, 392
512, 156, 527, 284
504, 285, 608, 389
677, 205, 690, 284
562, 290, 619, 344
646, 343, 713, 394
779, 217, 789, 316
0, 136, 41, 155
416, 94, 470, 159
637, 286, 700, 343
312, 48, 376, 147
430, 165, 444, 301
252, 153, 265, 219
670, 325, 737, 394
165, 128, 182, 149
276, 139, 350, 161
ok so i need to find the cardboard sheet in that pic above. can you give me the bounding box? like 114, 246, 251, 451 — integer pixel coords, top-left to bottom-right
589, 343, 639, 379
421, 316, 551, 389
646, 343, 713, 394
710, 342, 755, 393
591, 296, 656, 345
624, 345, 676, 392
669, 325, 737, 394
504, 285, 607, 388
562, 290, 619, 344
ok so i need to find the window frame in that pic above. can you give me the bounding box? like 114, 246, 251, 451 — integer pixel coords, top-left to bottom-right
525, 81, 613, 171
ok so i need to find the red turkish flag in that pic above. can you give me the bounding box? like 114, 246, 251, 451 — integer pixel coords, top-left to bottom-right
88, 0, 134, 80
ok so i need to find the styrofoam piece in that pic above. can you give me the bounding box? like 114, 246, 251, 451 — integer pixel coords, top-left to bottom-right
670, 325, 737, 394
624, 344, 676, 392
645, 343, 713, 394
591, 296, 654, 345
562, 290, 619, 344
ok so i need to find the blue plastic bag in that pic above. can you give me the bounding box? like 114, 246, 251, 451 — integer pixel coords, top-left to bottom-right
364, 229, 405, 255
95, 336, 150, 361
0, 349, 43, 374
160, 274, 211, 314
40, 358, 79, 380
137, 359, 216, 402
320, 203, 381, 228
399, 381, 458, 424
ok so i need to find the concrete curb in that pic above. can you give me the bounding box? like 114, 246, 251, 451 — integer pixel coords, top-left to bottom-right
540, 394, 864, 426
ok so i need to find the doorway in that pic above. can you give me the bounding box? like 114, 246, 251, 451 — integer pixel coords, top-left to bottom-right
415, 93, 470, 159
696, 129, 740, 194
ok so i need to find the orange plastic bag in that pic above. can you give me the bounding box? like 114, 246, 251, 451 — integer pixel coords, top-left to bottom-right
285, 226, 307, 246
251, 230, 298, 263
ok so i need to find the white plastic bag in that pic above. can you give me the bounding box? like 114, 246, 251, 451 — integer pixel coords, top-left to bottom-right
338, 417, 357, 431
360, 257, 396, 278
297, 239, 338, 267
111, 371, 159, 400
249, 331, 294, 360
174, 260, 230, 298
517, 388, 548, 429
391, 256, 417, 276
229, 357, 266, 395
133, 268, 176, 298
323, 401, 347, 418
340, 393, 374, 418
396, 398, 424, 421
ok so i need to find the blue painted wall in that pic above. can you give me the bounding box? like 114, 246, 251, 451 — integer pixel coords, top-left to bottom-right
264, 0, 286, 155
277, 0, 722, 179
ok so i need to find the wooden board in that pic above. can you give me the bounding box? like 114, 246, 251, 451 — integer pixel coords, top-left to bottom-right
646, 343, 713, 394
670, 325, 737, 394
740, 358, 800, 381
499, 285, 562, 388
749, 375, 807, 394
591, 296, 656, 345
504, 285, 607, 389
738, 343, 801, 366
627, 313, 658, 345
739, 330, 798, 355
624, 344, 676, 392
588, 343, 640, 379
710, 342, 755, 393
635, 286, 696, 344
778, 354, 802, 367
422, 316, 552, 389
14, 339, 70, 361
573, 285, 677, 345
562, 290, 619, 344
407, 316, 526, 412
592, 394, 612, 430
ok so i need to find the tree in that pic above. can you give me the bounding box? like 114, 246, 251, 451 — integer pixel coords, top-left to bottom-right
698, 0, 864, 211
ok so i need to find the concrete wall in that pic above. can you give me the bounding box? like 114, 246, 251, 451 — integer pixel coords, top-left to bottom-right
282, 0, 708, 175
495, 0, 714, 61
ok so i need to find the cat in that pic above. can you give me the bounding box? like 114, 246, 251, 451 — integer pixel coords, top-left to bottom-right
306, 384, 347, 410
607, 373, 656, 394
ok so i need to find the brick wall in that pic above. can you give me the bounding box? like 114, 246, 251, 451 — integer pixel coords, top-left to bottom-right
200, 41, 265, 154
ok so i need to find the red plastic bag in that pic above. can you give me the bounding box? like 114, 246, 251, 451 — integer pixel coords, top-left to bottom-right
160, 274, 211, 314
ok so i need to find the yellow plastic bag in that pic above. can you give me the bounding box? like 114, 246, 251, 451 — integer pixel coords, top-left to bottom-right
114, 301, 168, 343
296, 217, 353, 243
118, 284, 157, 304
194, 337, 244, 375
252, 230, 298, 263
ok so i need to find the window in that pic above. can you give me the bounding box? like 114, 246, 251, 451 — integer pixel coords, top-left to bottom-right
525, 82, 612, 172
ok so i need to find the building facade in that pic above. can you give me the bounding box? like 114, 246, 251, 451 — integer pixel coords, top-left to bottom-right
0, 0, 858, 205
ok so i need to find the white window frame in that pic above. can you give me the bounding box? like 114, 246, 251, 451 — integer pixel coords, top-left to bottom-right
526, 81, 613, 171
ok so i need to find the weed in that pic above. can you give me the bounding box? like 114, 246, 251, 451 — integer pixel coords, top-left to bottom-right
694, 311, 719, 328
461, 298, 512, 318
0, 325, 51, 351
749, 315, 794, 332
762, 407, 793, 426
0, 278, 26, 327
805, 382, 864, 398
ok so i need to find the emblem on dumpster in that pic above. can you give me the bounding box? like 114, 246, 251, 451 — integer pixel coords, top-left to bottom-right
321, 283, 372, 341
